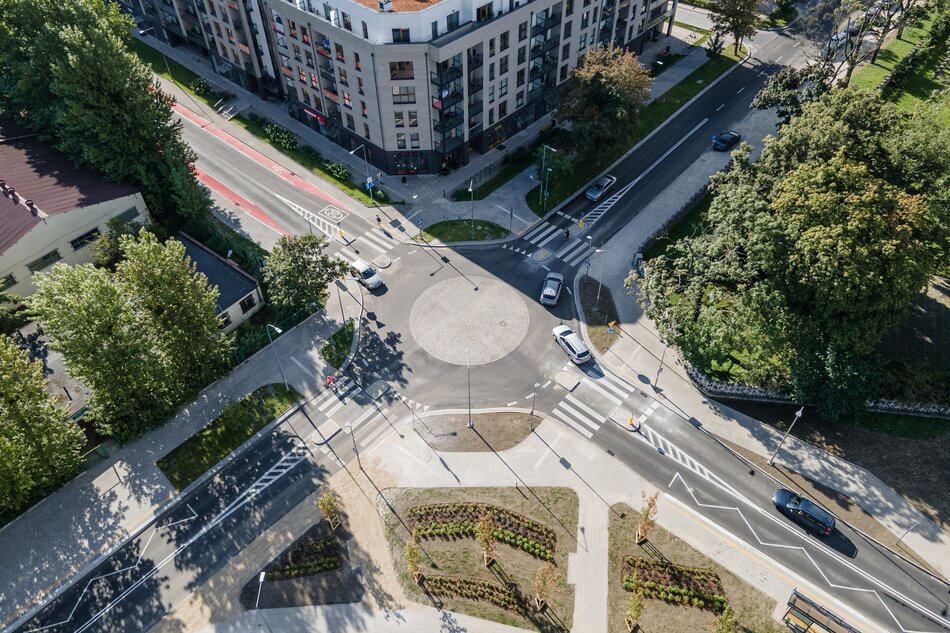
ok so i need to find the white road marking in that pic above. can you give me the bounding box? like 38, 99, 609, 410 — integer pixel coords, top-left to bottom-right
602, 370, 636, 394
551, 408, 594, 438
776, 54, 785, 61
564, 394, 607, 423
541, 264, 551, 271
557, 401, 601, 430
541, 380, 552, 389
506, 401, 518, 407
360, 423, 393, 448
716, 103, 725, 111
736, 86, 745, 94
289, 356, 315, 378
580, 376, 622, 405
348, 406, 380, 431
555, 239, 583, 258
587, 374, 629, 400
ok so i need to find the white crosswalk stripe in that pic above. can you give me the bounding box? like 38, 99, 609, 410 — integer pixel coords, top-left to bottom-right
567, 246, 591, 266
356, 235, 388, 254
552, 408, 593, 438
555, 239, 583, 258
601, 370, 637, 394
580, 376, 623, 406
524, 222, 552, 241
347, 405, 381, 431
588, 373, 630, 400
527, 223, 559, 245
557, 401, 601, 430
359, 230, 396, 252
535, 228, 561, 248
563, 394, 607, 423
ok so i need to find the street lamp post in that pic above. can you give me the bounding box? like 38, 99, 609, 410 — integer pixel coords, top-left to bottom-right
530, 382, 540, 431
585, 236, 593, 276
347, 423, 363, 470
768, 407, 804, 466
255, 571, 266, 609
542, 167, 553, 216
466, 348, 473, 429
539, 145, 557, 206
349, 144, 374, 207
265, 324, 288, 388
596, 248, 607, 307
467, 179, 475, 240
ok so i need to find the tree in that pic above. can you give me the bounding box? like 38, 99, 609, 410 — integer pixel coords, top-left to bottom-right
636, 492, 658, 543
559, 45, 652, 157
716, 603, 738, 633
533, 562, 559, 610
117, 231, 231, 393
625, 585, 645, 631
535, 146, 574, 191
263, 235, 350, 316
751, 65, 833, 124
475, 510, 496, 567
318, 489, 342, 529
706, 26, 727, 57
711, 0, 760, 55
0, 336, 85, 516
405, 540, 423, 583
93, 217, 151, 271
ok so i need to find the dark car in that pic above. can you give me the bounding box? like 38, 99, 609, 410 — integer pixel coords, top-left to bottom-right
772, 488, 836, 536
712, 131, 741, 151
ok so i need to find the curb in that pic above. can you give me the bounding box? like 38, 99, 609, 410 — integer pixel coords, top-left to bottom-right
336, 279, 365, 376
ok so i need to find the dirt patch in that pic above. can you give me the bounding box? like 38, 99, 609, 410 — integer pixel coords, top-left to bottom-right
609, 504, 777, 633
413, 412, 541, 452
579, 276, 621, 354
239, 523, 363, 609
719, 399, 950, 534
719, 438, 941, 577
383, 487, 578, 632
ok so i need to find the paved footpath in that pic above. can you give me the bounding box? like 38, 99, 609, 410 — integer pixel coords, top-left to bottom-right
0, 281, 363, 630
184, 420, 890, 633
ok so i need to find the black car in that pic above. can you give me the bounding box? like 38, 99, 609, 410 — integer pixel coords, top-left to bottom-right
772, 488, 836, 536
712, 131, 741, 151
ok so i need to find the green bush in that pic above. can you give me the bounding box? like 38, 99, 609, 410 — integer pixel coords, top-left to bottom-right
323, 162, 351, 182
189, 77, 213, 97
265, 124, 299, 152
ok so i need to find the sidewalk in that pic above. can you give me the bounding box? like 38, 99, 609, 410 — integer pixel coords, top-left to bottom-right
576, 108, 950, 579
175, 419, 889, 633
0, 280, 364, 630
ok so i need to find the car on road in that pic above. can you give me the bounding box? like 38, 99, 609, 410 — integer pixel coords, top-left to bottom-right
585, 175, 617, 201
553, 325, 591, 364
772, 488, 836, 536
352, 259, 382, 289
540, 272, 564, 306
712, 131, 741, 151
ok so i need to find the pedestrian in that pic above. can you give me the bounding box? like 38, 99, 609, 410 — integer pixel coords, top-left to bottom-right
401, 175, 408, 188
564, 228, 570, 241
376, 214, 382, 228
326, 375, 335, 391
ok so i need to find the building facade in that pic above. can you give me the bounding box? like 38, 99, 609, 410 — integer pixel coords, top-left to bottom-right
122, 0, 676, 174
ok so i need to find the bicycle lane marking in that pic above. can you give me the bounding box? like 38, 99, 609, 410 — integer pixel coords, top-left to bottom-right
174, 103, 349, 209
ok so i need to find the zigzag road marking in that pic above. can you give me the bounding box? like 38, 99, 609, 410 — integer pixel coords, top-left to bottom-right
26, 446, 308, 633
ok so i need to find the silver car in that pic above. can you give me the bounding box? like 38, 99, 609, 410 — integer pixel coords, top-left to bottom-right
352, 259, 382, 289
540, 272, 564, 306
585, 175, 617, 202
553, 325, 591, 364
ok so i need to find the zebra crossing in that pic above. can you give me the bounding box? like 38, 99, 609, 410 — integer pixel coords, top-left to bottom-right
502, 211, 595, 266
334, 227, 399, 266
551, 366, 637, 438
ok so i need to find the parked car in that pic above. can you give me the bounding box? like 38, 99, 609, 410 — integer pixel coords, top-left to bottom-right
352, 259, 382, 289
553, 325, 591, 364
585, 175, 617, 201
712, 131, 741, 151
772, 488, 836, 536
830, 31, 851, 48
540, 272, 564, 306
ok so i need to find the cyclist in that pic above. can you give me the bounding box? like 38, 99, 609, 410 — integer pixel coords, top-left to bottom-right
326, 375, 335, 390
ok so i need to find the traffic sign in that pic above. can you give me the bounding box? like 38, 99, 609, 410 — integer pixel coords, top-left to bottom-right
585, 259, 591, 269
365, 177, 374, 190
578, 218, 585, 229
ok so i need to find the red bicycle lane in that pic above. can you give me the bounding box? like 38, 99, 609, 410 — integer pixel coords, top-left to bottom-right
194, 168, 289, 236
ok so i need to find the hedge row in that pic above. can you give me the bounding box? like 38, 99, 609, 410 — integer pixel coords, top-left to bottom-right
425, 575, 529, 615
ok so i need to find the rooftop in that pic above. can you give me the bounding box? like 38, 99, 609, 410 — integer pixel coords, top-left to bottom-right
177, 233, 259, 314
351, 0, 440, 13
0, 118, 139, 255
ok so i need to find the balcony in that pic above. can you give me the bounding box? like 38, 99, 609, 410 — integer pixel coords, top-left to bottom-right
316, 45, 331, 58
468, 76, 483, 92
527, 86, 542, 102
319, 66, 335, 80
434, 112, 463, 133
468, 100, 483, 116
530, 38, 559, 59
238, 41, 251, 54
467, 53, 484, 70
430, 65, 462, 86
532, 13, 562, 37
323, 87, 340, 103
435, 90, 463, 110
435, 136, 464, 153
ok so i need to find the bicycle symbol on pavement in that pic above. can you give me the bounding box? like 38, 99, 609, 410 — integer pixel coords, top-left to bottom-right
319, 206, 348, 222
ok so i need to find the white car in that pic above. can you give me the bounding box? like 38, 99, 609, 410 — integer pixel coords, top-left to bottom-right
352, 259, 382, 289
553, 325, 591, 364
540, 272, 564, 306
585, 175, 617, 202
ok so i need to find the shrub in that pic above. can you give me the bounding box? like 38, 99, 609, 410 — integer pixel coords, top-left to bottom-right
265, 124, 299, 151
189, 77, 214, 97
323, 162, 351, 182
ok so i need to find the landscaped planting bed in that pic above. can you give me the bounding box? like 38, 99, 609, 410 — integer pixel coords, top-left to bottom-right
622, 557, 727, 612
266, 535, 342, 581
425, 575, 530, 615
408, 503, 557, 561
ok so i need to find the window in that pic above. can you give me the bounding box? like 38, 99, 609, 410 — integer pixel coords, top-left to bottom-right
1, 274, 16, 291
361, 100, 368, 117
566, 0, 574, 15
396, 132, 407, 149
489, 38, 495, 56
560, 65, 569, 81
581, 10, 589, 27
339, 68, 348, 85
343, 91, 352, 107
499, 55, 508, 74
334, 43, 345, 61
392, 85, 416, 103
579, 33, 587, 50
389, 61, 414, 80
516, 90, 525, 107
516, 68, 525, 86
354, 52, 361, 70
408, 110, 418, 127
310, 72, 319, 87
476, 2, 494, 21
489, 107, 495, 124
489, 62, 495, 81
392, 28, 410, 43
498, 101, 507, 118
218, 312, 231, 328
306, 51, 314, 68
500, 32, 509, 51
239, 293, 257, 314
323, 3, 331, 19
364, 123, 371, 138
302, 27, 310, 44
564, 21, 572, 38
447, 11, 460, 30
432, 21, 439, 38
562, 43, 570, 58
362, 21, 369, 38
499, 78, 508, 97
289, 20, 297, 37
593, 7, 599, 22
70, 228, 101, 250
345, 113, 355, 130
342, 12, 352, 31
301, 89, 311, 105
117, 207, 140, 222
488, 85, 495, 103
357, 77, 364, 94
394, 111, 405, 127
518, 45, 526, 65
518, 21, 528, 40
298, 68, 306, 83
28, 250, 62, 273
410, 132, 420, 149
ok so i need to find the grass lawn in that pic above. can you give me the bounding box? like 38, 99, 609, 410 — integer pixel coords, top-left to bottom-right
414, 219, 509, 243
321, 319, 355, 368
384, 487, 578, 631
128, 38, 227, 109
762, 5, 799, 28
579, 276, 621, 354
850, 16, 934, 92
157, 384, 300, 490
856, 411, 950, 440
609, 504, 776, 633
526, 48, 744, 216
231, 115, 391, 207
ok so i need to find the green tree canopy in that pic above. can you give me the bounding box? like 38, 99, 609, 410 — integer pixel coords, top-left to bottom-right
0, 336, 85, 516
263, 235, 350, 315
559, 45, 652, 157
711, 0, 760, 54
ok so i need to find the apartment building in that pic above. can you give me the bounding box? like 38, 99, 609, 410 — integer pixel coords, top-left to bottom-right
120, 0, 675, 174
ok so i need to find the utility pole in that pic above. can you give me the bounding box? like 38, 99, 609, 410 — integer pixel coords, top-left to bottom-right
539, 145, 557, 206
466, 348, 473, 429
596, 248, 607, 307
468, 179, 475, 240
265, 324, 287, 388
769, 407, 804, 466
347, 423, 363, 470
349, 144, 374, 206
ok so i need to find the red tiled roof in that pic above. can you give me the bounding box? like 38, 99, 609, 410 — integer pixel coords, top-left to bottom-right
0, 118, 139, 255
